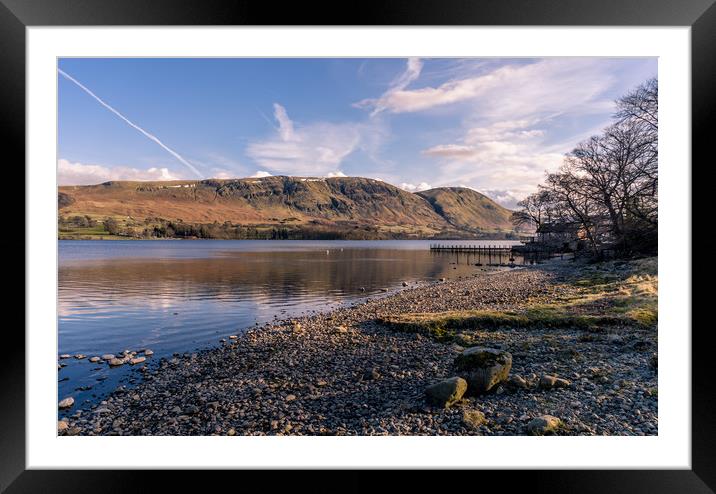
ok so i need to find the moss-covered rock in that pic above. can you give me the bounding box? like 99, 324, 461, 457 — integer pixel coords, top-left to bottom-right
454, 347, 512, 394
425, 377, 468, 408
462, 409, 487, 429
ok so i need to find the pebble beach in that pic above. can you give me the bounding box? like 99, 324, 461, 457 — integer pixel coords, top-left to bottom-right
59, 259, 658, 436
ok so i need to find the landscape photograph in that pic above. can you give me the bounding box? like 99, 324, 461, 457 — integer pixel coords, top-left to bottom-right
56, 57, 658, 437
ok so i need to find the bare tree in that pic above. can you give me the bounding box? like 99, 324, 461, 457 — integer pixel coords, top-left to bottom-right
511, 190, 556, 231
615, 77, 658, 133
543, 167, 605, 253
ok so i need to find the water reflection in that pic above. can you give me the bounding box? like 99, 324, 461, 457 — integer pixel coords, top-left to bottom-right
58, 240, 521, 410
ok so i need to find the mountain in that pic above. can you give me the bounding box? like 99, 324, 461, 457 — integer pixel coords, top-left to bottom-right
58, 176, 517, 239
416, 187, 515, 233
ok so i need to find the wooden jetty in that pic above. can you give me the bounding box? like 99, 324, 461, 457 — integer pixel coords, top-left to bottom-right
429, 244, 513, 253
429, 243, 572, 265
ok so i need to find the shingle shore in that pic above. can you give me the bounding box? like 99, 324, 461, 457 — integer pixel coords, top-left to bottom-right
60, 262, 657, 436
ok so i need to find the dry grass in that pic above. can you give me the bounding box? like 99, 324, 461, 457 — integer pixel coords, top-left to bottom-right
379, 257, 658, 342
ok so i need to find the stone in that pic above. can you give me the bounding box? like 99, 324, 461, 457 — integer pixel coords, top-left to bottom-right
130, 357, 146, 365
402, 281, 408, 287
425, 377, 468, 408
58, 420, 69, 432
88, 356, 101, 363
507, 374, 529, 389
108, 358, 125, 367
539, 375, 571, 389
229, 335, 238, 339
144, 349, 154, 356
334, 325, 348, 333
227, 428, 236, 436
462, 409, 487, 429
527, 415, 562, 435
454, 347, 512, 394
59, 354, 71, 359
649, 353, 657, 370
66, 427, 81, 436
58, 397, 75, 409
285, 394, 297, 402
101, 354, 115, 361
74, 354, 86, 359
184, 405, 199, 415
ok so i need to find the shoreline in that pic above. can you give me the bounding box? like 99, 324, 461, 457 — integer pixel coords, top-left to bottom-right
60, 258, 658, 436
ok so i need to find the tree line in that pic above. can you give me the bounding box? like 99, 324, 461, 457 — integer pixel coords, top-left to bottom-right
512, 78, 658, 256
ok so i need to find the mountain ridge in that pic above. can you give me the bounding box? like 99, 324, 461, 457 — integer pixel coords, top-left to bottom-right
58, 176, 518, 239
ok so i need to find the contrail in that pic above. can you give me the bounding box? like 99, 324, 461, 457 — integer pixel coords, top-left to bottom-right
58, 68, 203, 178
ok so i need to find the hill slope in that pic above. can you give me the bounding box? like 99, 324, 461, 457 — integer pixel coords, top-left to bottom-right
416, 187, 515, 233
58, 177, 516, 239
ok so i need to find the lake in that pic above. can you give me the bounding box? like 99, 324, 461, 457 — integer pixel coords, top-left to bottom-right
58, 239, 523, 412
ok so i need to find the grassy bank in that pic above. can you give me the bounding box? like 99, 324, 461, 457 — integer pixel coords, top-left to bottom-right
379, 257, 657, 342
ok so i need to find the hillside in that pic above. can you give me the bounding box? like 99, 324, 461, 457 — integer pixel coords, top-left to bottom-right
416, 187, 515, 233
58, 176, 517, 240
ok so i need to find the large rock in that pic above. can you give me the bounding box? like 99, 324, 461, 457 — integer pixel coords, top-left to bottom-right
425, 377, 468, 408
527, 415, 562, 435
454, 347, 512, 394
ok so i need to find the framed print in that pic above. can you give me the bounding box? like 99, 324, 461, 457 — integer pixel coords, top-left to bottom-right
4, 0, 710, 490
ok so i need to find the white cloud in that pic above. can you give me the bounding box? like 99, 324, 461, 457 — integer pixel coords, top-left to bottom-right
325, 171, 347, 178
421, 119, 567, 206
250, 170, 272, 178
399, 182, 432, 192
355, 58, 616, 117
350, 58, 636, 207
273, 103, 296, 141
479, 189, 523, 210
355, 58, 424, 116
58, 159, 185, 185
247, 103, 371, 176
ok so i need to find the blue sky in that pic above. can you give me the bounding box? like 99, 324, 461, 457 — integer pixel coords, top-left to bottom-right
58, 57, 656, 207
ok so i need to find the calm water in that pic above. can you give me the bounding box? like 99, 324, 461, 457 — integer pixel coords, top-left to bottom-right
58, 239, 522, 412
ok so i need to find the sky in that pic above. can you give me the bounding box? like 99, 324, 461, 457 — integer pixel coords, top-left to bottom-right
58, 57, 656, 208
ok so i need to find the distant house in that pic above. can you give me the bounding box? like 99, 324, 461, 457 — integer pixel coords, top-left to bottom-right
536, 221, 582, 250
537, 217, 615, 252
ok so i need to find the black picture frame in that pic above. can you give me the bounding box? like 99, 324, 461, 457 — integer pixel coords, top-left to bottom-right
4, 0, 708, 491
